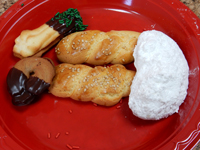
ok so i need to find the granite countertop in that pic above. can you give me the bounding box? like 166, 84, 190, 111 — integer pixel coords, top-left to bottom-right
0, 0, 200, 150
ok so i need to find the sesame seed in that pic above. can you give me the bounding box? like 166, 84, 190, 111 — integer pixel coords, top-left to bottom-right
122, 59, 125, 62
84, 88, 87, 92
117, 68, 120, 71
109, 52, 112, 55
68, 76, 71, 78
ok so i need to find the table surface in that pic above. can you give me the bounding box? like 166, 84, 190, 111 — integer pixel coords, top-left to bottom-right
0, 0, 200, 150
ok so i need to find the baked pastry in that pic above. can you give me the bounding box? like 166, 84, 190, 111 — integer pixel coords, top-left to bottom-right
49, 63, 136, 106
7, 57, 55, 106
55, 30, 140, 65
13, 8, 88, 58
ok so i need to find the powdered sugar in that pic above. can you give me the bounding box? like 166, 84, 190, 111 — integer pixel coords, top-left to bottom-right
128, 30, 189, 120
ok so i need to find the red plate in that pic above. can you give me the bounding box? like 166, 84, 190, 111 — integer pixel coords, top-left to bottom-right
0, 0, 200, 149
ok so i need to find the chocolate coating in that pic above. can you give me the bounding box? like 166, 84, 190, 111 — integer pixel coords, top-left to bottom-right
46, 17, 76, 37
6, 67, 50, 106
12, 90, 36, 106
25, 76, 50, 95
46, 8, 88, 37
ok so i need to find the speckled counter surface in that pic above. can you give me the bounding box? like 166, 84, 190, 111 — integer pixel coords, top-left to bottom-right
0, 0, 200, 149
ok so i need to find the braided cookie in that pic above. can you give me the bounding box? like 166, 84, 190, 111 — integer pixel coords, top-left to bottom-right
49, 63, 136, 106
55, 30, 140, 65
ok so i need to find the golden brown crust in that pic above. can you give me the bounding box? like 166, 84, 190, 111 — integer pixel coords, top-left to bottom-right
55, 30, 140, 65
49, 63, 136, 106
13, 24, 60, 58
14, 57, 56, 84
